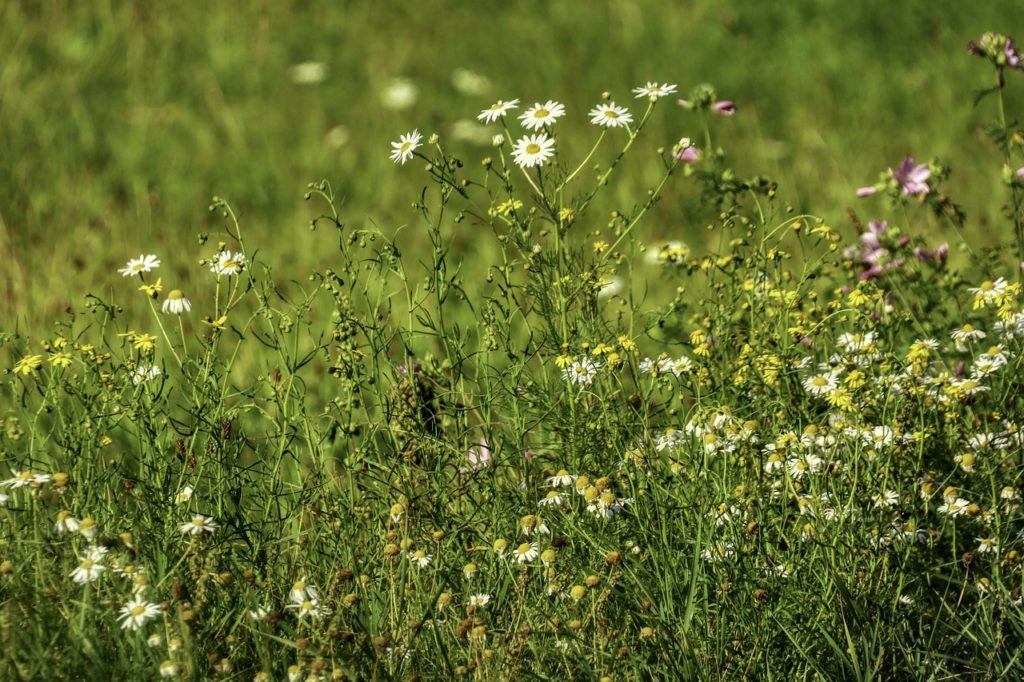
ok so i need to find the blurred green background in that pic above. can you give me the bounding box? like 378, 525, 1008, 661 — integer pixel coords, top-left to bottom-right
2, 0, 1021, 332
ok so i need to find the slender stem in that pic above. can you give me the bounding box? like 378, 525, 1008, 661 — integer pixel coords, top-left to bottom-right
557, 130, 606, 190
147, 299, 183, 368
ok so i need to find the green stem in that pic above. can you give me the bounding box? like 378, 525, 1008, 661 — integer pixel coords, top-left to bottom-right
146, 299, 183, 368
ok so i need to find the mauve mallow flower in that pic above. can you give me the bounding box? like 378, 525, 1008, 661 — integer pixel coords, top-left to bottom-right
893, 158, 931, 195
856, 186, 878, 198
460, 439, 491, 474
1016, 167, 1024, 178
713, 101, 736, 116
675, 145, 700, 163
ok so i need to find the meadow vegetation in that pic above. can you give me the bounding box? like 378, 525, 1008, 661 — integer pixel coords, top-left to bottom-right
3, 3, 1024, 679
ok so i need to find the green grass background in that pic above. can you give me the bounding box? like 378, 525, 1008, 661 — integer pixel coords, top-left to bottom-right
2, 0, 1021, 331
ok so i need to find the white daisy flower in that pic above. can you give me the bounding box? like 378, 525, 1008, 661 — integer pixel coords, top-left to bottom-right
77, 517, 99, 540
82, 545, 109, 561
951, 324, 985, 350
514, 541, 539, 564
179, 514, 217, 536
0, 494, 9, 506
538, 490, 566, 507
53, 511, 80, 534
289, 577, 319, 603
969, 278, 1008, 301
210, 251, 246, 276
519, 100, 565, 130
976, 537, 998, 553
994, 314, 1024, 337
70, 555, 106, 585
872, 490, 900, 508
174, 486, 194, 505
408, 549, 433, 568
763, 452, 784, 474
546, 469, 576, 487
477, 98, 519, 124
117, 598, 162, 631
161, 290, 191, 315
467, 593, 491, 608
131, 364, 162, 385
937, 497, 970, 517
951, 377, 989, 396
588, 103, 633, 128
563, 357, 600, 385
2, 470, 52, 488
389, 129, 422, 165
837, 332, 876, 354
285, 596, 329, 619
632, 82, 677, 99
668, 356, 693, 376
803, 371, 839, 396
512, 133, 555, 168
118, 254, 161, 277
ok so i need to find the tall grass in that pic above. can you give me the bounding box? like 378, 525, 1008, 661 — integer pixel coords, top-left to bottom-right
3, 10, 1024, 681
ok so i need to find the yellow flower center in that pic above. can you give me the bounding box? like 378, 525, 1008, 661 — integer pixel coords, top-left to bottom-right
604, 110, 619, 118
526, 143, 541, 154
130, 605, 147, 616
400, 142, 412, 153
534, 108, 549, 118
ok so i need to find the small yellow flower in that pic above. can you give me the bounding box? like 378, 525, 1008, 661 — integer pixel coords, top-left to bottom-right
826, 387, 856, 412
617, 335, 636, 352
848, 288, 870, 307
13, 355, 43, 376
558, 207, 574, 222
204, 315, 228, 331
810, 224, 837, 239
844, 369, 866, 388
488, 198, 523, 218
132, 334, 157, 353
48, 352, 73, 368
592, 240, 609, 253
555, 355, 573, 369
138, 278, 163, 298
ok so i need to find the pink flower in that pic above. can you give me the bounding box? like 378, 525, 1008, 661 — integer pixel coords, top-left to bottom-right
893, 158, 930, 195
674, 145, 700, 163
856, 186, 878, 198
460, 439, 491, 474
713, 101, 736, 116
